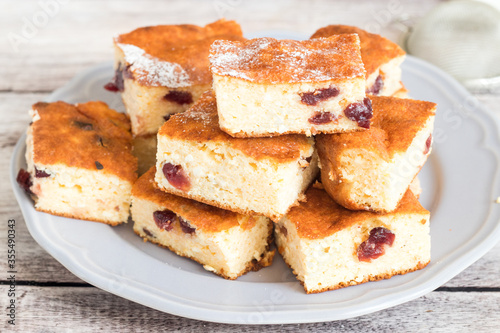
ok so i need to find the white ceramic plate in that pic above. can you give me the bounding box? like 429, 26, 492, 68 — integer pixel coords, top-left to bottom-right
10, 51, 500, 324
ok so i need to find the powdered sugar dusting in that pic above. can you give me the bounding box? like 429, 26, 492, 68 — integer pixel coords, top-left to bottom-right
209, 36, 365, 83
118, 43, 191, 87
183, 109, 214, 127
173, 91, 216, 128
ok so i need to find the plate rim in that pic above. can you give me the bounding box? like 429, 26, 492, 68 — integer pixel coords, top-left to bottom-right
10, 54, 500, 325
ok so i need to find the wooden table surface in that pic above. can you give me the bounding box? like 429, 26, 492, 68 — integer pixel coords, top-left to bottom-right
1, 0, 499, 331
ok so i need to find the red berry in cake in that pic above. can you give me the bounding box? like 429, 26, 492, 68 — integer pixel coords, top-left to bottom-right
35, 167, 50, 178
424, 134, 432, 155
357, 227, 395, 262
344, 97, 372, 129
153, 210, 176, 231
104, 64, 127, 92
162, 163, 190, 191
179, 217, 196, 234
164, 91, 193, 105
16, 169, 33, 194
308, 112, 337, 125
366, 75, 384, 95
300, 86, 339, 106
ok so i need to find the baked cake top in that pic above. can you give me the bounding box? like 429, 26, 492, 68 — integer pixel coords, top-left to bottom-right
30, 101, 137, 182
133, 168, 257, 232
285, 185, 428, 240
311, 25, 406, 76
209, 34, 365, 84
317, 96, 436, 159
115, 19, 244, 87
158, 90, 314, 162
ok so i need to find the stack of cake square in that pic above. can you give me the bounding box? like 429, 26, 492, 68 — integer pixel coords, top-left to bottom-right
135, 86, 320, 278
149, 26, 435, 292
17, 20, 436, 291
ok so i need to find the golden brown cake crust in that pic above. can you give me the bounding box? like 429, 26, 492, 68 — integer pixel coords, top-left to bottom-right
158, 90, 314, 162
133, 168, 258, 232
311, 25, 405, 76
285, 186, 428, 240
317, 96, 436, 160
115, 19, 244, 86
31, 101, 137, 183
209, 35, 365, 83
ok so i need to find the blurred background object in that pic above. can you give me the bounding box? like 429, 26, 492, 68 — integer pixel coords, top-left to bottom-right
401, 0, 500, 92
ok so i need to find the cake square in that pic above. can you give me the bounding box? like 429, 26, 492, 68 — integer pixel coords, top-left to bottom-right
155, 90, 319, 222
316, 96, 436, 213
132, 168, 274, 279
209, 35, 370, 137
18, 101, 137, 225
275, 185, 430, 294
311, 25, 406, 97
106, 19, 244, 137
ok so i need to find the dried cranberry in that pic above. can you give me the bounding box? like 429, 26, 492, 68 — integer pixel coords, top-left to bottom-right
300, 87, 339, 106
366, 75, 384, 95
143, 228, 154, 238
16, 169, 33, 194
153, 209, 176, 231
122, 65, 134, 80
104, 64, 126, 92
73, 121, 93, 131
344, 97, 373, 129
357, 227, 395, 262
35, 167, 50, 178
179, 217, 196, 234
162, 163, 190, 191
104, 82, 119, 92
279, 225, 288, 237
308, 112, 337, 125
424, 134, 432, 155
164, 91, 193, 105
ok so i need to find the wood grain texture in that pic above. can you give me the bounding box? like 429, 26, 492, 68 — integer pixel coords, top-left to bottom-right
0, 0, 499, 331
0, 0, 439, 91
1, 287, 499, 332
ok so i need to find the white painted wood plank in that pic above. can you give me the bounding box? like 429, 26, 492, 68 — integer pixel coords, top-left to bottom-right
0, 0, 440, 91
1, 287, 498, 332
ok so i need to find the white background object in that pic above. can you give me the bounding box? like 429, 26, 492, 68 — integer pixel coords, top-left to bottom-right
405, 0, 500, 91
